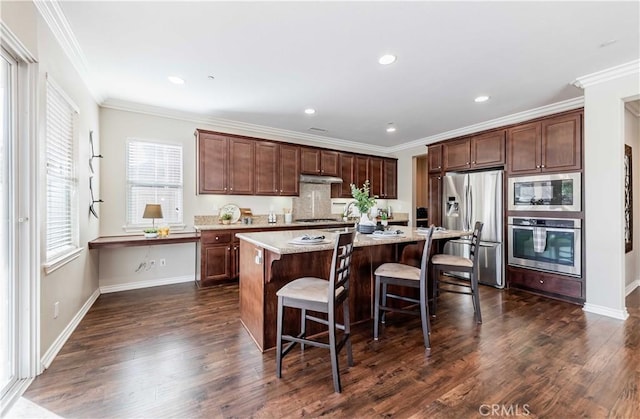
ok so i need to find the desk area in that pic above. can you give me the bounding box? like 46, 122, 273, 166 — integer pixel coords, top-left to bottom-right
236, 226, 468, 351
88, 232, 200, 249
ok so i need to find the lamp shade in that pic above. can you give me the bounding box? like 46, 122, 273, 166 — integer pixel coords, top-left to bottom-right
142, 204, 163, 220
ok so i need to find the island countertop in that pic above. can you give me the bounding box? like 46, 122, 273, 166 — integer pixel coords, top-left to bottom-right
235, 226, 469, 254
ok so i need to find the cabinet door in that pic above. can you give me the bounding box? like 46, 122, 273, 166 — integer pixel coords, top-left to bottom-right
197, 133, 228, 194
383, 159, 397, 199
203, 244, 232, 283
255, 142, 279, 195
355, 156, 369, 188
279, 144, 300, 196
320, 150, 339, 176
369, 157, 383, 198
428, 144, 443, 173
332, 153, 355, 198
443, 138, 471, 171
300, 147, 321, 174
229, 138, 255, 194
541, 112, 582, 172
428, 174, 442, 227
471, 130, 505, 168
231, 241, 240, 279
507, 122, 542, 174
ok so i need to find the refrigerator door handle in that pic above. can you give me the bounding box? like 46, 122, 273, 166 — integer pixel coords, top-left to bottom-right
468, 187, 473, 230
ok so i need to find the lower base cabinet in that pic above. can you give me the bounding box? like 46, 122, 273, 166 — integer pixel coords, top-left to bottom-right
507, 266, 584, 304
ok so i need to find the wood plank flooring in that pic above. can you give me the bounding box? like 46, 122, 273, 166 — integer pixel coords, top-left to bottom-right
23, 283, 640, 418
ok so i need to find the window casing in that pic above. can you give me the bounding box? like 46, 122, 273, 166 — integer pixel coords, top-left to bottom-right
126, 139, 183, 229
45, 76, 79, 264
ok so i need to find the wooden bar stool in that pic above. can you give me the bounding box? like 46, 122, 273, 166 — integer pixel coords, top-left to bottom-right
431, 221, 484, 323
275, 231, 355, 393
373, 225, 435, 348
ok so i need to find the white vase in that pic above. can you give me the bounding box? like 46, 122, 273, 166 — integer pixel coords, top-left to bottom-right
359, 213, 374, 226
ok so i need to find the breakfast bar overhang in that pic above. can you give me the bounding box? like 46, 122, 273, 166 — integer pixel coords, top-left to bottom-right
236, 227, 467, 352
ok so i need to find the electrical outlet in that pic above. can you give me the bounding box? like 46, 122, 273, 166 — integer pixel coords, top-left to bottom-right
160, 258, 166, 267
149, 260, 156, 267
54, 301, 59, 319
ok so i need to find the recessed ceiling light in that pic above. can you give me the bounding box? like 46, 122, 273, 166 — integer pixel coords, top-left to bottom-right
168, 76, 185, 85
378, 54, 397, 65
208, 75, 215, 80
474, 95, 490, 103
386, 124, 396, 133
304, 108, 316, 115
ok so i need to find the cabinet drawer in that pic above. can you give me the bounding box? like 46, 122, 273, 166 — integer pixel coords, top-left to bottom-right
508, 268, 583, 299
201, 231, 232, 244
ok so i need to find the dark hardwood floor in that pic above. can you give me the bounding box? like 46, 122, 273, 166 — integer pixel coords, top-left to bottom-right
24, 283, 639, 418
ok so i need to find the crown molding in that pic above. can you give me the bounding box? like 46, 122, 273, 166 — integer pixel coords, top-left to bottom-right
572, 59, 640, 89
388, 96, 585, 152
0, 21, 38, 63
625, 100, 640, 117
100, 99, 389, 154
33, 0, 104, 102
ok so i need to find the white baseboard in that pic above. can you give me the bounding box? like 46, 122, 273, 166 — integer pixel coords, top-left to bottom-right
625, 279, 640, 296
582, 303, 629, 320
40, 288, 101, 369
99, 275, 194, 294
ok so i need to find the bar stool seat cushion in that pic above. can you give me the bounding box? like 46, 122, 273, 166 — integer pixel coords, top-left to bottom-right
277, 277, 328, 303
374, 263, 420, 281
431, 254, 473, 268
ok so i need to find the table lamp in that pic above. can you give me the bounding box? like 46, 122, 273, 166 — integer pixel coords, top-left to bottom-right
142, 204, 163, 228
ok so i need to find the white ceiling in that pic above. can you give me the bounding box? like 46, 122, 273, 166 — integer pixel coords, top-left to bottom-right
55, 1, 639, 149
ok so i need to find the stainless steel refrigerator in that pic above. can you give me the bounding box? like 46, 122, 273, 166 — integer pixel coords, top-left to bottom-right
441, 170, 504, 288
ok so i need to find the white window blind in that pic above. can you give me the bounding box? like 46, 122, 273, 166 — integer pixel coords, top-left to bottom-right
126, 140, 183, 227
45, 78, 78, 262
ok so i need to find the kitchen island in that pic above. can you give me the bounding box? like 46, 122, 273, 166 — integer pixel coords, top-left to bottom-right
236, 226, 467, 351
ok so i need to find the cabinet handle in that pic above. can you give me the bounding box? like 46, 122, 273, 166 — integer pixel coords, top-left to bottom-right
224, 187, 227, 190
215, 236, 219, 240
230, 187, 233, 191
227, 247, 231, 251
539, 280, 544, 284
472, 161, 476, 164
466, 161, 470, 165
541, 165, 545, 168
536, 165, 540, 168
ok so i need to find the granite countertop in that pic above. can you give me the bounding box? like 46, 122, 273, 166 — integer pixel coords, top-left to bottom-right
236, 226, 469, 255
194, 213, 409, 231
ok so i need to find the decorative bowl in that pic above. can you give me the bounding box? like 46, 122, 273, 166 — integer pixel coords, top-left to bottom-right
357, 224, 375, 234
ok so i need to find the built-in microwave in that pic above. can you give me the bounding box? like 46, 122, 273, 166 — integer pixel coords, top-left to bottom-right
508, 172, 581, 212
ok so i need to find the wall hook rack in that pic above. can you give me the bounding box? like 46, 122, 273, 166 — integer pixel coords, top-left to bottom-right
88, 130, 104, 218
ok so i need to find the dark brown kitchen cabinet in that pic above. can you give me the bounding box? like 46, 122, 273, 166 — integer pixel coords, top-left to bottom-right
300, 148, 339, 176
197, 132, 228, 194
443, 130, 505, 171
279, 144, 300, 196
383, 159, 397, 199
196, 130, 254, 195
428, 173, 442, 226
332, 153, 356, 198
369, 157, 384, 197
255, 141, 279, 195
507, 265, 584, 303
355, 155, 369, 188
507, 111, 582, 175
199, 231, 234, 286
228, 138, 255, 194
428, 144, 443, 173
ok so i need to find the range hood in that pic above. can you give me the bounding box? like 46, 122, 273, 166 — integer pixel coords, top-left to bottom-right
299, 174, 343, 184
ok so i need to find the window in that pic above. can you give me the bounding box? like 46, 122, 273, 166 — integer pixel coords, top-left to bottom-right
126, 140, 183, 228
45, 76, 79, 264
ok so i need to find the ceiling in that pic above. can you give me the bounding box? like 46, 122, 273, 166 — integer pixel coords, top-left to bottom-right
54, 1, 639, 149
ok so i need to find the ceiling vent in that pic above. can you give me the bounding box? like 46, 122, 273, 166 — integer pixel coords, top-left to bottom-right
308, 127, 328, 133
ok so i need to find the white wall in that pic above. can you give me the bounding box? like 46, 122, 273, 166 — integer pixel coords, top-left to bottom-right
391, 144, 428, 225
583, 69, 640, 319
624, 105, 640, 292
3, 2, 101, 359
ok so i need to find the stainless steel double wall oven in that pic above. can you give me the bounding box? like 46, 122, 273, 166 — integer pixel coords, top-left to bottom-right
507, 172, 582, 277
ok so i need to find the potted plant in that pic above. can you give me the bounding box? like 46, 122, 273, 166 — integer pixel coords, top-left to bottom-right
350, 180, 378, 233
220, 212, 233, 225
143, 228, 158, 238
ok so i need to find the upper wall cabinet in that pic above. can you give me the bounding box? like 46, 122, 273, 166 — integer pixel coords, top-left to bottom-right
255, 141, 280, 195
196, 130, 254, 195
279, 144, 300, 196
332, 153, 356, 198
428, 144, 443, 173
300, 148, 339, 176
443, 130, 505, 172
507, 111, 582, 175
